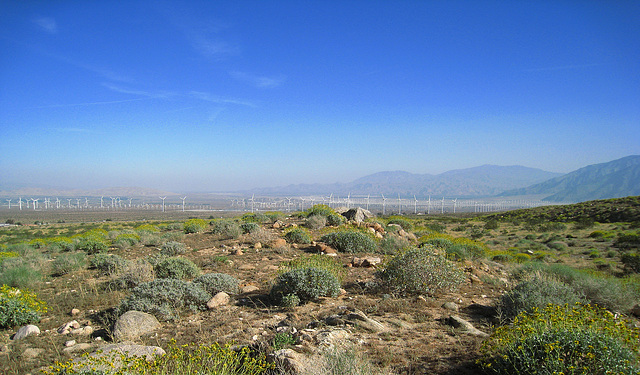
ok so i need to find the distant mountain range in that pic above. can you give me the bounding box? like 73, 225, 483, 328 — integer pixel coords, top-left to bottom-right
501, 155, 640, 202
248, 165, 563, 197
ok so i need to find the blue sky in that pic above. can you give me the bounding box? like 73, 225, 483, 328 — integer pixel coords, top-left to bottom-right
1, 0, 639, 192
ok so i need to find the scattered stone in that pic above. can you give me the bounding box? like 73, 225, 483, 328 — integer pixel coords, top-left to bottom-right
207, 292, 230, 309
324, 315, 345, 326
345, 309, 386, 332
238, 264, 256, 270
13, 325, 40, 340
341, 207, 374, 223
22, 347, 45, 360
242, 285, 260, 294
63, 343, 94, 354
70, 308, 81, 316
64, 340, 77, 347
58, 320, 80, 335
315, 328, 350, 349
254, 242, 262, 249
269, 238, 287, 248
232, 249, 243, 256
112, 311, 161, 342
444, 315, 488, 337
272, 221, 284, 229
270, 348, 306, 374
351, 256, 382, 267
442, 302, 459, 312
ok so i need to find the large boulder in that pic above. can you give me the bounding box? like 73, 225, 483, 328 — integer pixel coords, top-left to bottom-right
341, 207, 374, 223
13, 324, 40, 340
112, 311, 160, 342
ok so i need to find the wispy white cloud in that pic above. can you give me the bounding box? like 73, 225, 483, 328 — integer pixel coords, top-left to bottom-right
230, 71, 285, 88
523, 63, 604, 72
189, 91, 256, 107
33, 98, 149, 109
101, 83, 174, 98
32, 17, 57, 34
190, 35, 240, 59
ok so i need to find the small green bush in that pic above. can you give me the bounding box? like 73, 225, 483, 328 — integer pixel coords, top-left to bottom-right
119, 279, 211, 321
211, 219, 242, 239
0, 285, 48, 328
154, 257, 200, 280
74, 237, 108, 254
478, 303, 640, 375
159, 241, 188, 256
387, 216, 414, 231
305, 204, 337, 218
284, 228, 312, 244
622, 252, 640, 273
320, 231, 377, 253
326, 213, 345, 226
240, 222, 260, 234
51, 252, 87, 275
270, 267, 341, 305
91, 253, 129, 276
183, 218, 208, 234
110, 259, 154, 289
241, 212, 269, 223
376, 247, 465, 296
497, 274, 587, 321
193, 272, 240, 295
306, 214, 328, 229
280, 254, 345, 281
0, 261, 42, 289
378, 235, 409, 255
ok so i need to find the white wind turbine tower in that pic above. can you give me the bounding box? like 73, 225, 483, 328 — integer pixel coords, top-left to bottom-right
414, 195, 418, 214
100, 196, 104, 209
76, 198, 81, 209
285, 197, 292, 212
26, 198, 30, 209
6, 199, 11, 209
159, 196, 167, 212
452, 198, 458, 214
85, 197, 89, 208
250, 194, 255, 213
56, 198, 60, 209
109, 197, 115, 209
346, 193, 351, 209
397, 194, 401, 215
381, 193, 387, 215
299, 197, 306, 211
128, 198, 133, 208
68, 198, 72, 208
18, 197, 23, 210
180, 196, 187, 212
366, 194, 370, 210
441, 197, 445, 214
32, 198, 39, 210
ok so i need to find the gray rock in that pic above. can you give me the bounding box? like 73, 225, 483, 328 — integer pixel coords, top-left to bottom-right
112, 311, 160, 342
58, 320, 80, 334
270, 348, 306, 374
63, 343, 95, 354
13, 324, 40, 340
341, 207, 374, 223
345, 309, 386, 332
22, 347, 45, 360
442, 302, 459, 312
445, 315, 488, 337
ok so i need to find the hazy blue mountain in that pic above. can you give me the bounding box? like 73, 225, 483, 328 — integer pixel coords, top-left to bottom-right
501, 155, 640, 202
249, 165, 563, 197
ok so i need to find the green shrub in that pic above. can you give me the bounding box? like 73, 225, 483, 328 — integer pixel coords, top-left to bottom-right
284, 227, 313, 244
280, 293, 301, 308
616, 232, 640, 248
326, 213, 345, 226
497, 274, 587, 321
114, 232, 141, 247
478, 303, 640, 375
74, 237, 108, 254
387, 216, 414, 231
240, 222, 261, 234
193, 272, 240, 295
376, 247, 465, 297
320, 231, 377, 253
183, 218, 208, 234
159, 241, 188, 256
378, 234, 410, 255
306, 214, 328, 229
280, 254, 345, 281
305, 204, 337, 218
270, 267, 341, 305
622, 252, 640, 273
110, 259, 155, 289
241, 212, 269, 223
0, 251, 19, 264
0, 261, 42, 289
91, 253, 130, 276
119, 279, 211, 321
272, 331, 296, 350
0, 285, 48, 328
51, 252, 87, 275
154, 257, 200, 280
46, 237, 75, 252
135, 223, 160, 233
211, 219, 242, 239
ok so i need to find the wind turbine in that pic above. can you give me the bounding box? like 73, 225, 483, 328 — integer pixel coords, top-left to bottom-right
381, 193, 387, 215
67, 198, 72, 208
397, 194, 401, 215
18, 197, 22, 210
180, 196, 187, 212
299, 197, 306, 211
159, 196, 167, 212
100, 196, 104, 209
76, 198, 81, 209
128, 198, 133, 207
414, 195, 418, 214
441, 197, 445, 214
366, 194, 370, 210
427, 195, 431, 214
56, 197, 60, 209
32, 198, 39, 210
6, 199, 11, 209
346, 193, 351, 209
250, 194, 255, 213
452, 198, 457, 213
85, 197, 89, 208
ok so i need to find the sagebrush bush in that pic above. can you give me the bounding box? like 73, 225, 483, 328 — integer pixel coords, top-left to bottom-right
305, 204, 337, 218
51, 252, 87, 275
326, 213, 345, 226
306, 214, 328, 229
110, 259, 155, 289
91, 253, 129, 276
376, 247, 465, 296
0, 285, 47, 328
183, 218, 208, 234
211, 219, 242, 239
119, 279, 211, 320
270, 267, 341, 305
280, 254, 346, 281
74, 237, 108, 254
241, 212, 269, 223
320, 230, 377, 253
497, 274, 587, 321
0, 259, 43, 289
159, 241, 188, 256
240, 222, 261, 234
154, 257, 200, 280
378, 234, 409, 254
387, 216, 414, 231
193, 272, 240, 295
284, 227, 313, 244
478, 303, 640, 375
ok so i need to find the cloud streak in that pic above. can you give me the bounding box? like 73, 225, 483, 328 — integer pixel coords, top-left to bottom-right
230, 71, 285, 88
32, 17, 57, 34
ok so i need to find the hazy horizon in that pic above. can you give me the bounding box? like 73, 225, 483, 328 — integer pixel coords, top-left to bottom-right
2, 1, 639, 192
